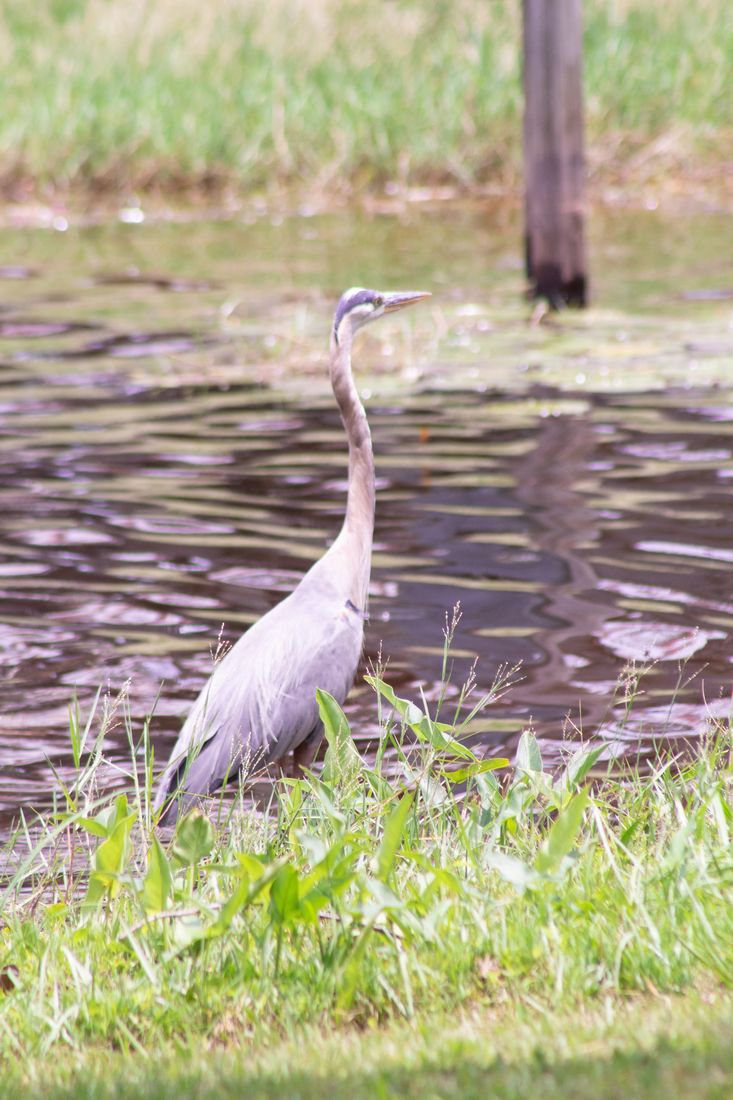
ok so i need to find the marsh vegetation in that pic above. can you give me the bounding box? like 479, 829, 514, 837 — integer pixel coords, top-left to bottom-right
1, 646, 732, 1096
2, 0, 731, 203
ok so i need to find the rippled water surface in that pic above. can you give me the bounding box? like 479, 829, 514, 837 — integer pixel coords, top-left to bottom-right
1, 204, 732, 820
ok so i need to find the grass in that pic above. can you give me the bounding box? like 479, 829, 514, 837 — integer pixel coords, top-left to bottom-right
0, 0, 731, 203
11, 991, 733, 1099
1, 627, 732, 1096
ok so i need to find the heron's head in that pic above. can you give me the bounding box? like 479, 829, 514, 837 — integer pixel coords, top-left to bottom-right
333, 287, 430, 345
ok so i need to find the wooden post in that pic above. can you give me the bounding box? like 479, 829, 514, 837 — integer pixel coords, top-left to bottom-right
522, 0, 588, 307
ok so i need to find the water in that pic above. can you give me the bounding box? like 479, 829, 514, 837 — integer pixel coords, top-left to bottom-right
1, 203, 732, 821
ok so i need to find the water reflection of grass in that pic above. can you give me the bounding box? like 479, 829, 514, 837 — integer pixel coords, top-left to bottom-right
1, 651, 732, 1097
2, 0, 731, 202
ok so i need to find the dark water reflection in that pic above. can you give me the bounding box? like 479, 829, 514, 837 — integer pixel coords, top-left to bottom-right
0, 205, 732, 821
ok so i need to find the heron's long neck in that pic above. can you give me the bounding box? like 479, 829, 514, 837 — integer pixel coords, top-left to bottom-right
330, 329, 375, 609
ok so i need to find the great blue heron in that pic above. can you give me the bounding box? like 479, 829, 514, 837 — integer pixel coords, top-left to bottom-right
155, 287, 430, 824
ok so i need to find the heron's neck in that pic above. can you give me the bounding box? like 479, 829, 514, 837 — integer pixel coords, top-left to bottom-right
330, 328, 375, 609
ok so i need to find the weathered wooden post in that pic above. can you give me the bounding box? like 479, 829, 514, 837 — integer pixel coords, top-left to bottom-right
522, 0, 588, 306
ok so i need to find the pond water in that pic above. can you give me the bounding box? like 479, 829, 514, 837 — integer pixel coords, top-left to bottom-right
1, 202, 732, 822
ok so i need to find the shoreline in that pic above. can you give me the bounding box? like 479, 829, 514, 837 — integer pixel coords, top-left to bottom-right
2, 156, 733, 230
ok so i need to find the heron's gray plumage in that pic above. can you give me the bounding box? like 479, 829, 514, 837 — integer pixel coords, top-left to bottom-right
155, 286, 429, 824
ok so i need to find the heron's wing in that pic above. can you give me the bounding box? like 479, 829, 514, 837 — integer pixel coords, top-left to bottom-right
155, 586, 364, 809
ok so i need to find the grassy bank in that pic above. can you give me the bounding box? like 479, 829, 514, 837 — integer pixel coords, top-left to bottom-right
1, 0, 731, 204
10, 991, 733, 1099
1, 653, 732, 1095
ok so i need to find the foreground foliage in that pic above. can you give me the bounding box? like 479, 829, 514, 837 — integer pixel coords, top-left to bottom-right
1, 653, 731, 1095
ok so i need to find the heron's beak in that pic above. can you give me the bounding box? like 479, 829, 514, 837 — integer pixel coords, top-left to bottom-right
382, 290, 431, 313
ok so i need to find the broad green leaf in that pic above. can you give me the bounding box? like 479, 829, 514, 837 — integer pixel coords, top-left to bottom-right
43, 902, 68, 921
142, 836, 173, 914
365, 676, 475, 760
166, 915, 208, 956
417, 772, 448, 808
494, 784, 528, 829
76, 817, 110, 839
318, 689, 362, 787
556, 744, 604, 793
364, 769, 395, 801
309, 779, 347, 824
516, 730, 543, 773
375, 792, 414, 881
210, 875, 251, 934
85, 875, 106, 907
269, 864, 300, 925
243, 858, 286, 908
297, 889, 331, 924
475, 769, 501, 804
365, 877, 403, 914
296, 832, 328, 867
301, 865, 355, 911
484, 848, 538, 889
94, 815, 134, 877
536, 787, 591, 875
443, 758, 510, 784
86, 793, 131, 839
172, 859, 284, 949
171, 810, 215, 867
236, 852, 267, 879
85, 798, 135, 904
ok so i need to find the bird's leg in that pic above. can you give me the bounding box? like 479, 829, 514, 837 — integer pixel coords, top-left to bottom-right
278, 752, 308, 779
292, 734, 321, 774
275, 755, 296, 779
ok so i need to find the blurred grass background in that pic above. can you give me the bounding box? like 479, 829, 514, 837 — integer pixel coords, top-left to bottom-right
0, 0, 731, 199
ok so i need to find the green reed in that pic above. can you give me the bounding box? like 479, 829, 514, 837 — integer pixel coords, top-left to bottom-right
1, 0, 731, 198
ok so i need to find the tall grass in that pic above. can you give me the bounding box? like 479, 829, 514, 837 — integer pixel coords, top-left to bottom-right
0, 641, 731, 1075
1, 0, 731, 198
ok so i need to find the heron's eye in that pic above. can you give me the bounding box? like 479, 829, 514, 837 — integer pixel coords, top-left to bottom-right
373, 296, 383, 308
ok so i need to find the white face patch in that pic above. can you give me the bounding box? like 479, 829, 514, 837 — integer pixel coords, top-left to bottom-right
333, 287, 385, 344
